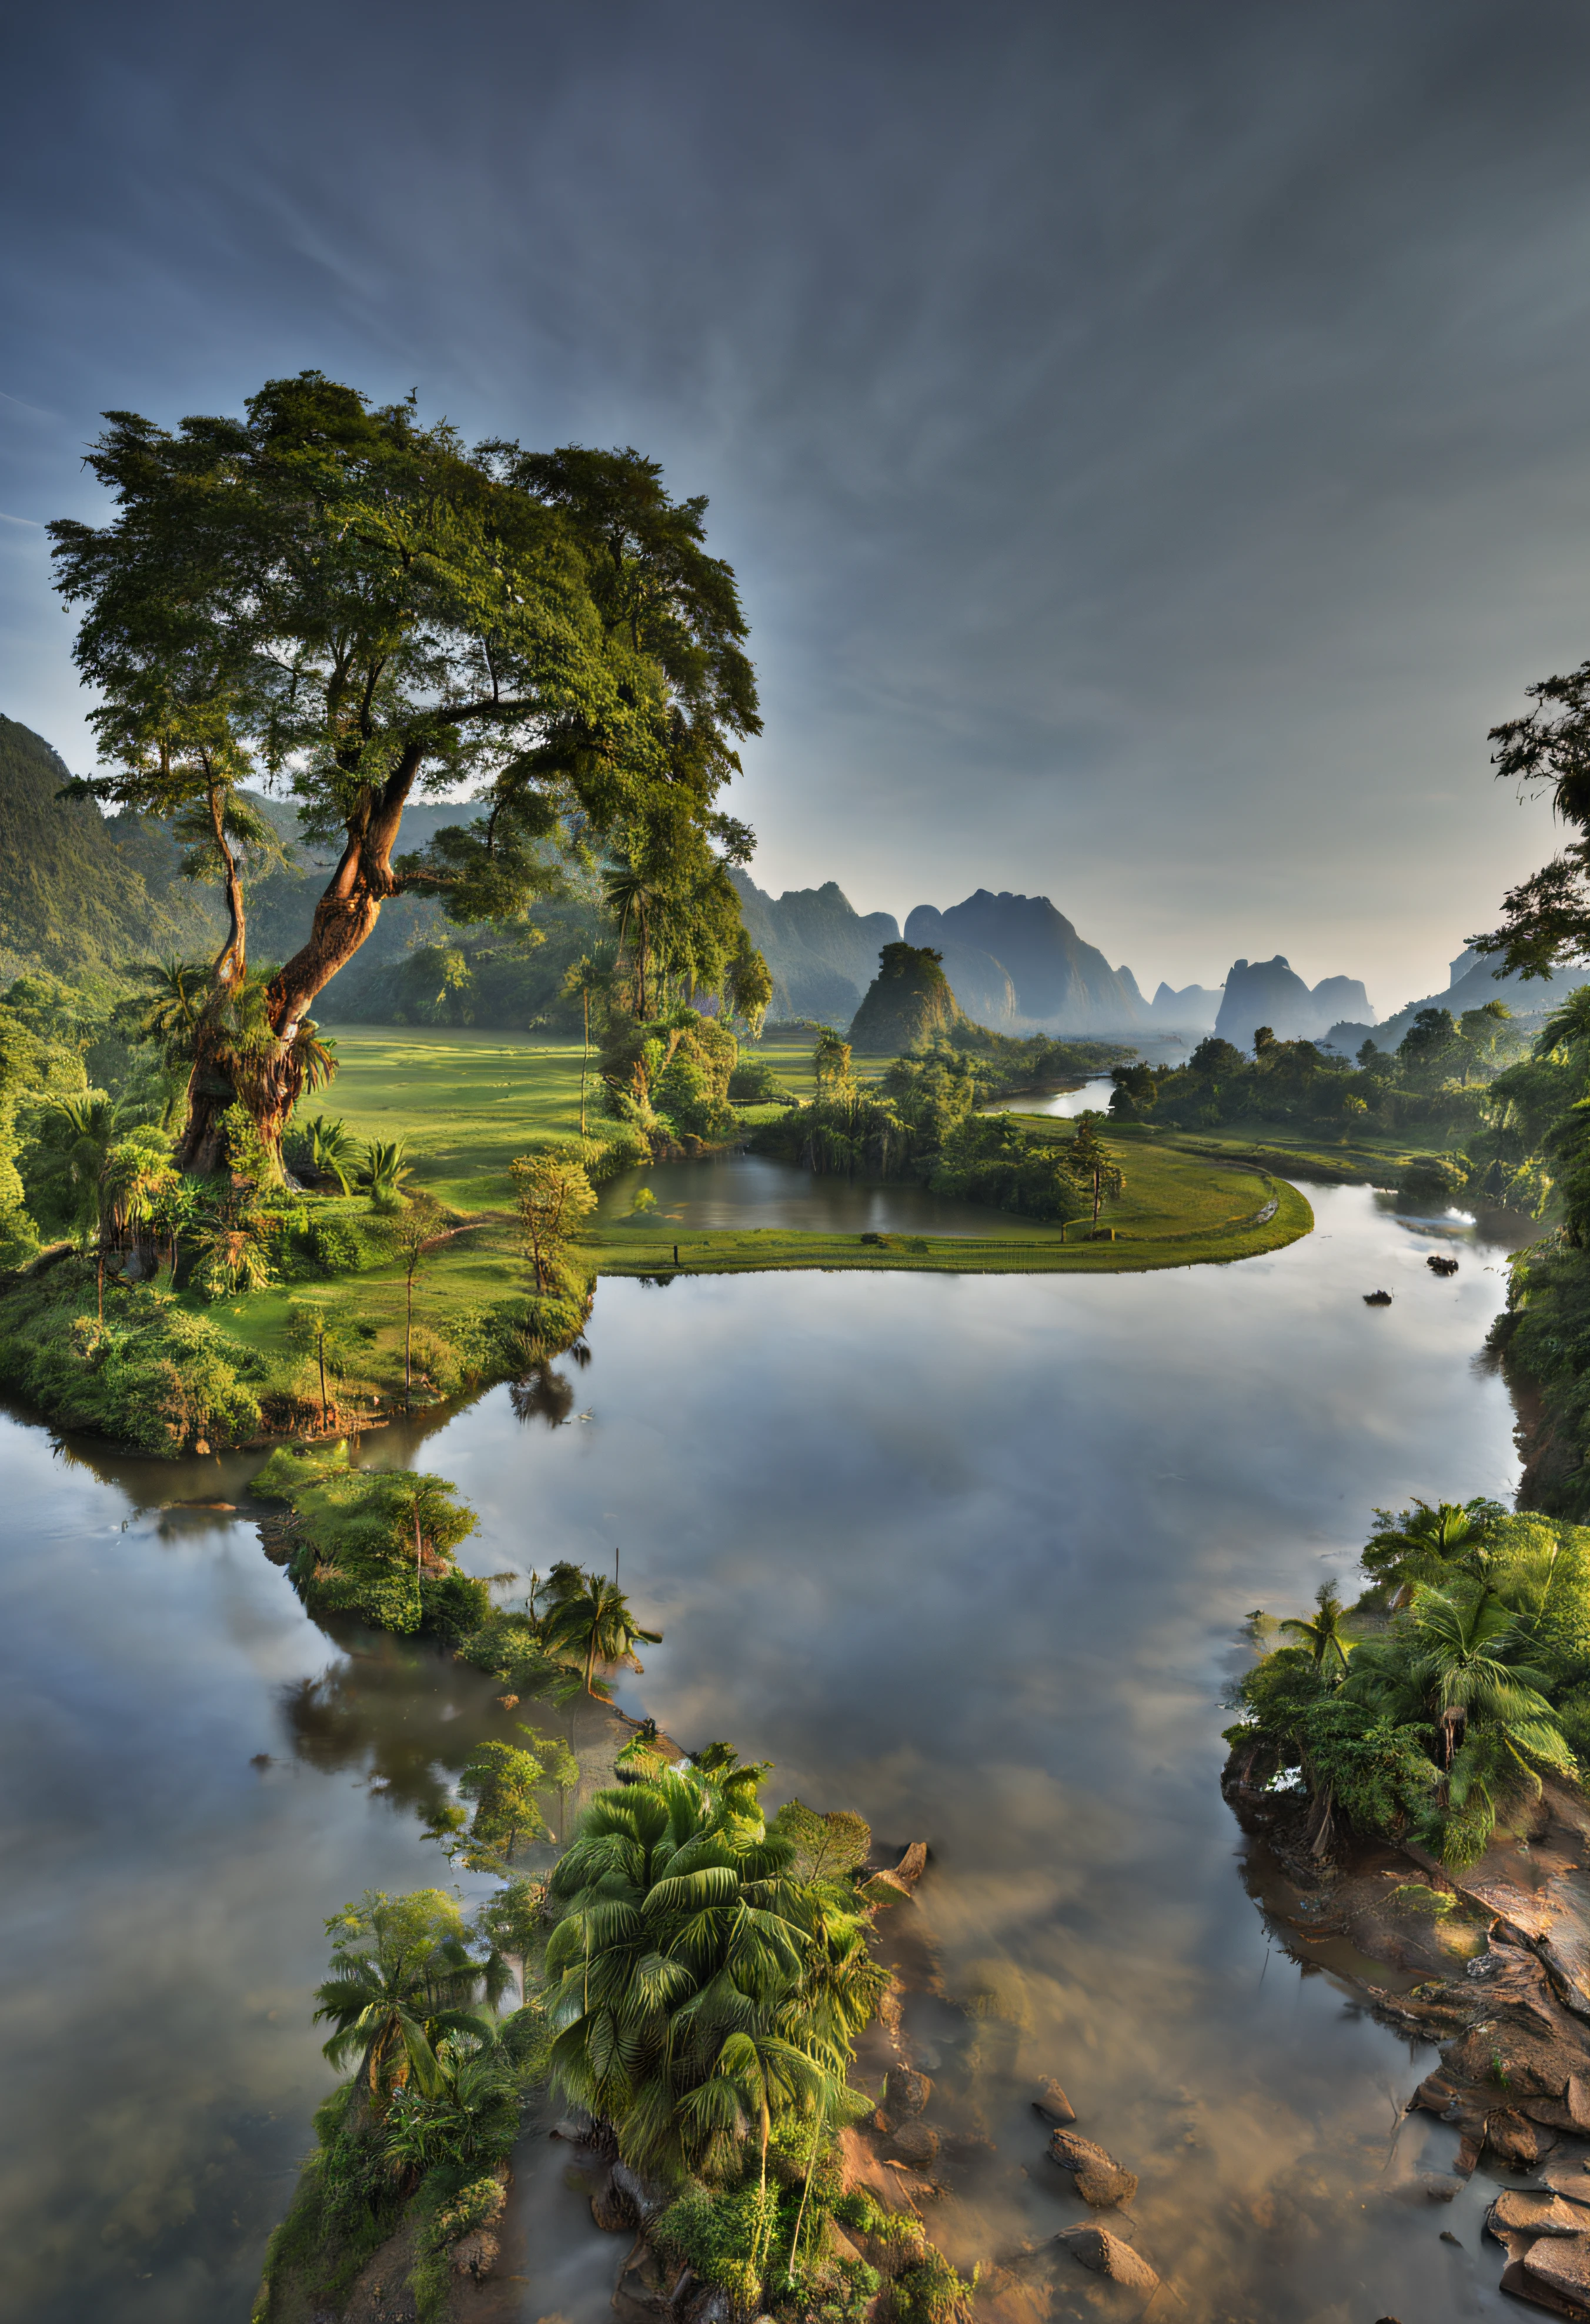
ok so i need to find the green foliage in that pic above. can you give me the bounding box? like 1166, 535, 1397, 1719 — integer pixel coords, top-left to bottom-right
544, 1754, 885, 2184
1361, 1496, 1507, 1598
729, 1056, 792, 1104
602, 1006, 739, 1138
751, 1049, 1090, 1223
359, 1136, 413, 1210
848, 943, 961, 1050
453, 1607, 586, 1704
654, 2184, 780, 2306
538, 1568, 663, 1697
0, 716, 219, 989
268, 1455, 490, 1640
1234, 1519, 1586, 1865
929, 1113, 1091, 1222
314, 1888, 505, 2109
455, 1741, 551, 1869
382, 2032, 520, 2173
0, 1268, 262, 1451
511, 1148, 597, 1295
893, 2246, 978, 2324
306, 1215, 369, 1275
771, 1799, 873, 1881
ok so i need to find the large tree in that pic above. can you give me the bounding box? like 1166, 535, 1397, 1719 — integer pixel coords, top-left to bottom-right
50, 378, 761, 1169
1473, 658, 1590, 979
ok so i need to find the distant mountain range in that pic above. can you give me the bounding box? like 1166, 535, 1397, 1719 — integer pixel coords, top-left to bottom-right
1214, 957, 1372, 1049
1318, 947, 1586, 1057
732, 871, 1229, 1035
8, 705, 1583, 1049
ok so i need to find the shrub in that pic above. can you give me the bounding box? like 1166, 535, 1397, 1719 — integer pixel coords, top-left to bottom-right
308, 1218, 368, 1276
729, 1058, 790, 1104
255, 1451, 492, 1641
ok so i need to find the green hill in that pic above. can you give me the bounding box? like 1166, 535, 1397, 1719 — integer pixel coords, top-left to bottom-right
847, 941, 964, 1048
0, 716, 218, 986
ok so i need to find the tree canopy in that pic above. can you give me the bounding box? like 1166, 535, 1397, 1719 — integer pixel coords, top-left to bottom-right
49, 375, 760, 1164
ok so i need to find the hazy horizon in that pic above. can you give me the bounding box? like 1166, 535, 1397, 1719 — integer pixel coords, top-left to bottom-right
5, 0, 1590, 1010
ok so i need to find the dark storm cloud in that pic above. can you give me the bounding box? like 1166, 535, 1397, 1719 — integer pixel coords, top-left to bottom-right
3, 0, 1589, 1003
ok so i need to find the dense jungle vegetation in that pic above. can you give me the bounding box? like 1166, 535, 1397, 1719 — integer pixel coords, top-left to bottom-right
1227, 1497, 1589, 1871
255, 1719, 953, 2324
1108, 1002, 1551, 1203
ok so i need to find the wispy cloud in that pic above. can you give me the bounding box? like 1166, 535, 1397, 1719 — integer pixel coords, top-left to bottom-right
0, 0, 1585, 996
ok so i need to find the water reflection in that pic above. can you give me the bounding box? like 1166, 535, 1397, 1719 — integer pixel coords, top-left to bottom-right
980, 1074, 1117, 1117
597, 1148, 1063, 1236
0, 1183, 1542, 2322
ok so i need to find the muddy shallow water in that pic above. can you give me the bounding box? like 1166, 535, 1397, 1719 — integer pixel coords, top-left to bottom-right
0, 1183, 1541, 2321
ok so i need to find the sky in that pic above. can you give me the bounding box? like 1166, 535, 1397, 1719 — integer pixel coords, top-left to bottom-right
3, 0, 1590, 1014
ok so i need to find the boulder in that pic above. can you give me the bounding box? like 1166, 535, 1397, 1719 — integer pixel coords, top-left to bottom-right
1542, 2161, 1590, 2201
1490, 2191, 1590, 2238
887, 2121, 940, 2170
591, 2172, 639, 2233
1519, 2232, 1590, 2309
1488, 2109, 1559, 2169
1047, 2129, 1138, 2209
886, 2068, 931, 2118
613, 2245, 689, 2324
1035, 2078, 1077, 2125
1055, 2226, 1160, 2295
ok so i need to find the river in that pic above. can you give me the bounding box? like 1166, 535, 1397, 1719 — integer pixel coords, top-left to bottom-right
0, 1178, 1535, 2322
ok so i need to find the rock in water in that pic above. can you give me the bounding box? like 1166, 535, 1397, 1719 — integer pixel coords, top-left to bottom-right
1047, 2129, 1138, 2208
1036, 2078, 1077, 2124
887, 2121, 940, 2169
887, 2067, 932, 2118
1488, 2189, 1590, 2238
1513, 2232, 1590, 2308
1055, 2227, 1160, 2293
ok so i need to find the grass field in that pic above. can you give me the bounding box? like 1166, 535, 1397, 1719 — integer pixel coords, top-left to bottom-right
283, 1035, 1312, 1348
323, 1027, 896, 1207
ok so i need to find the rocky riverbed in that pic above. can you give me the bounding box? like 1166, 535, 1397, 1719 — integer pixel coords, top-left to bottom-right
1225, 1762, 1590, 2319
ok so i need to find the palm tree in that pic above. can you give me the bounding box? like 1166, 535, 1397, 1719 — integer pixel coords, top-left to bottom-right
543, 1762, 870, 2185
539, 1571, 662, 1697
99, 1137, 179, 1287
813, 1029, 851, 1099
35, 1093, 123, 1242
1280, 1581, 1354, 1678
562, 950, 615, 1136
1347, 1583, 1570, 1772
382, 2029, 522, 2176
603, 859, 659, 1020
313, 1889, 506, 2112
131, 957, 213, 1069
359, 1137, 413, 1210
296, 1113, 358, 1193
1361, 1496, 1501, 1602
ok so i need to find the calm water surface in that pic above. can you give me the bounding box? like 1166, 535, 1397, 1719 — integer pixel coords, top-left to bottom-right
597, 1149, 1063, 1236
0, 1184, 1536, 2321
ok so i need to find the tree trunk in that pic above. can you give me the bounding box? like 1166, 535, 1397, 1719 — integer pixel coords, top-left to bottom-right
580, 991, 590, 1137
178, 753, 423, 1169
173, 779, 251, 1174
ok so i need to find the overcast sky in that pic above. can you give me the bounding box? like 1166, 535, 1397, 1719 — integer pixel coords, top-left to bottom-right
3, 0, 1589, 1010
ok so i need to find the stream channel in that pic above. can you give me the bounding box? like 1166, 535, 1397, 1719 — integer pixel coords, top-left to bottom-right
0, 1173, 1542, 2323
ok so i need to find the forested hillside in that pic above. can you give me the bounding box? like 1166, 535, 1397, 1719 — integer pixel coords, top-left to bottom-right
0, 717, 218, 984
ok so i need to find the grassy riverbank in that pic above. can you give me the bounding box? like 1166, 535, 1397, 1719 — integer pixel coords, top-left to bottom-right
0, 1032, 1317, 1450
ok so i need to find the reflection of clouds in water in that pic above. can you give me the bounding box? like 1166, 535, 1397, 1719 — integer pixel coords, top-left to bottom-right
430, 1185, 1523, 2318
0, 1183, 1534, 2322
